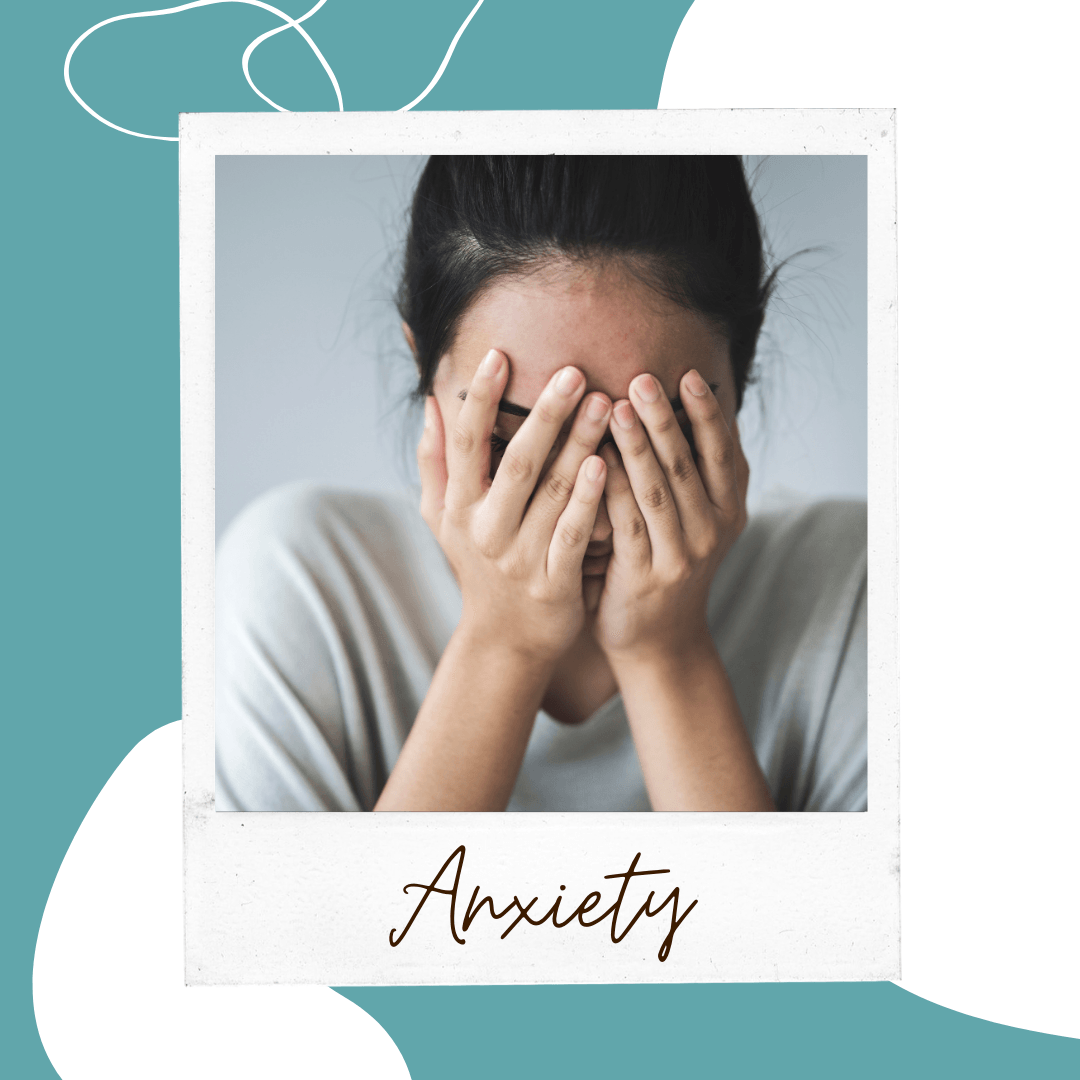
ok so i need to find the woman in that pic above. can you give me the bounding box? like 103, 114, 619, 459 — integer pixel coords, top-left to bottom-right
215, 156, 867, 813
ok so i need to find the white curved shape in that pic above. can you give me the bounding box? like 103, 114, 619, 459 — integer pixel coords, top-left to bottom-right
241, 0, 336, 113
33, 722, 410, 1080
398, 0, 486, 111
658, 0, 893, 108
64, 0, 344, 143
661, 0, 1080, 1040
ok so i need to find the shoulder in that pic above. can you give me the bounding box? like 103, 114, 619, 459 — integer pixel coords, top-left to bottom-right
712, 497, 867, 618
219, 482, 428, 584
216, 481, 458, 645
219, 482, 422, 562
746, 497, 866, 566
708, 498, 867, 711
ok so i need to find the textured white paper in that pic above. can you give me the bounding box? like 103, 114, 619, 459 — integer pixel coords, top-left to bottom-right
181, 109, 898, 985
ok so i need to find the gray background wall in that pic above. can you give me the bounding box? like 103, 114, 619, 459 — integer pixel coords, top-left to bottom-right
216, 155, 867, 538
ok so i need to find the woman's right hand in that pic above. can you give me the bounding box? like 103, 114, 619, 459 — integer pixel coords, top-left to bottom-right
417, 348, 612, 665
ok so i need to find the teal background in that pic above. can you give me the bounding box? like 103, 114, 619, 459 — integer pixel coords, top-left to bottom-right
2, 1, 1075, 1076
340, 985, 1080, 1078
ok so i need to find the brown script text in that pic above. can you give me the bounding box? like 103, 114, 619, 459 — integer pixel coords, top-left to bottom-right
389, 847, 697, 962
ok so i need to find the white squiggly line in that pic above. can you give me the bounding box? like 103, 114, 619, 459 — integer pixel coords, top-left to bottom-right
65, 0, 485, 140
242, 0, 330, 113
398, 0, 485, 111
64, 0, 343, 142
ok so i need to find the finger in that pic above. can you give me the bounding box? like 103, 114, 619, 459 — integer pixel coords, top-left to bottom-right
679, 368, 740, 518
546, 455, 606, 587
600, 443, 651, 571
521, 391, 612, 543
607, 397, 682, 559
484, 365, 588, 533
417, 395, 448, 532
732, 419, 750, 529
444, 348, 508, 510
627, 373, 712, 529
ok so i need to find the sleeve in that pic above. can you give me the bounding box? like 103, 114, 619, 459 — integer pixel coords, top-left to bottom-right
723, 499, 869, 813
214, 485, 396, 812
802, 576, 868, 812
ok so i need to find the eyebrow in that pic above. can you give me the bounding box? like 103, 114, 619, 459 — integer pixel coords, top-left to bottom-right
456, 384, 718, 417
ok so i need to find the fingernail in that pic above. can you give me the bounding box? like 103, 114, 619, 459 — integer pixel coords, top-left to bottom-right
479, 349, 502, 377
632, 374, 660, 403
585, 456, 604, 481
685, 369, 709, 397
585, 394, 610, 421
555, 367, 582, 396
613, 401, 636, 429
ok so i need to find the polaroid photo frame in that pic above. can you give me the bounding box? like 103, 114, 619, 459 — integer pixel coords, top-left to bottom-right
181, 109, 898, 986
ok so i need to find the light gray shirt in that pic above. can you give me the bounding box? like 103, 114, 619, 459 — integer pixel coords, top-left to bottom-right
215, 483, 867, 812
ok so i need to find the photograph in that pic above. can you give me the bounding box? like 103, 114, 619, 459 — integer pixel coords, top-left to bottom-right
181, 109, 895, 987
213, 151, 869, 814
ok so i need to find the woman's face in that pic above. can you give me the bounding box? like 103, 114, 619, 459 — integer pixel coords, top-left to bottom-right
426, 258, 738, 574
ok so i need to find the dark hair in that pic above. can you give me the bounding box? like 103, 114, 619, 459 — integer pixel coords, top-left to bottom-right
397, 155, 772, 411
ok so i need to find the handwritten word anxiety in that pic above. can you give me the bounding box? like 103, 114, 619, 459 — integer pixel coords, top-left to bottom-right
389, 846, 697, 962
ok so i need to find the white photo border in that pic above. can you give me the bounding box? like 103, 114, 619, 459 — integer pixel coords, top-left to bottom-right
182, 109, 898, 986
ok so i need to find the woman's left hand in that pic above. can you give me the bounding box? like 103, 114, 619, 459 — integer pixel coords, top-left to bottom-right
589, 368, 749, 664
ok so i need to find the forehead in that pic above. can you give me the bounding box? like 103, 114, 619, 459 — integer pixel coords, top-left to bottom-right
439, 259, 726, 405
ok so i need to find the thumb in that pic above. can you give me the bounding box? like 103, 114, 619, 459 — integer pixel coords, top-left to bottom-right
417, 395, 448, 532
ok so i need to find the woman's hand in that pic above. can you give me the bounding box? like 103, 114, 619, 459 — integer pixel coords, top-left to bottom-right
377, 348, 613, 810
590, 368, 749, 663
585, 368, 771, 811
418, 348, 613, 664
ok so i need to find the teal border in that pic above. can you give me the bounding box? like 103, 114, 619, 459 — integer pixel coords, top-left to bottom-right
3, 2, 1076, 1076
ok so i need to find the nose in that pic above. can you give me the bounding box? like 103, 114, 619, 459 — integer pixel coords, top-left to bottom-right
590, 492, 613, 545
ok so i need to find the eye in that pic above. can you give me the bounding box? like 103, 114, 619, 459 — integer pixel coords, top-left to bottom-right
677, 416, 698, 454
489, 433, 509, 479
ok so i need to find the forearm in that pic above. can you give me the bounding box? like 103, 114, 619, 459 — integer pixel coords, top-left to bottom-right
611, 637, 775, 812
374, 625, 554, 811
